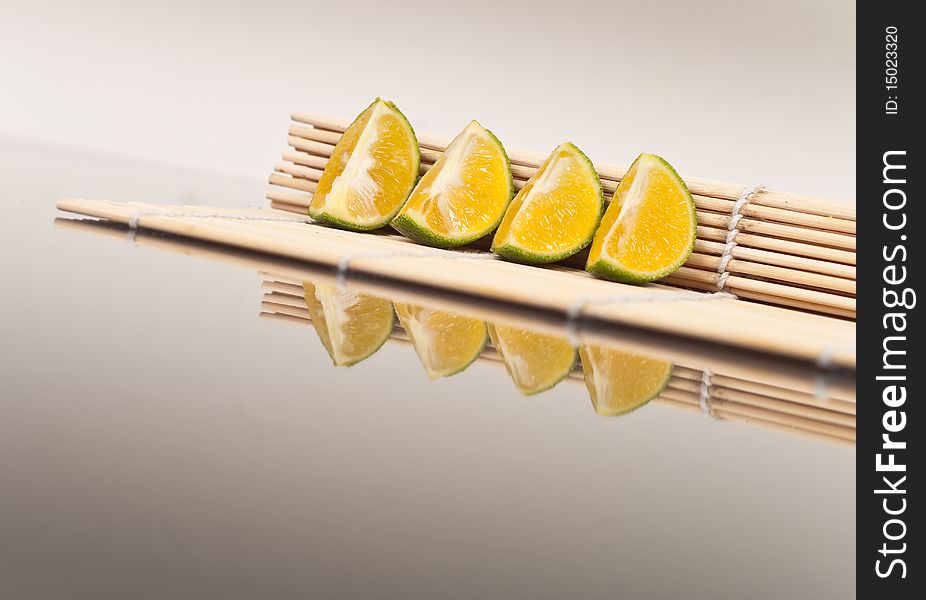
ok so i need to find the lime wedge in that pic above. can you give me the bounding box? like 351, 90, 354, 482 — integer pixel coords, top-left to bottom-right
310, 98, 419, 231
586, 153, 696, 282
395, 303, 487, 378
492, 143, 603, 264
391, 120, 513, 248
303, 282, 394, 366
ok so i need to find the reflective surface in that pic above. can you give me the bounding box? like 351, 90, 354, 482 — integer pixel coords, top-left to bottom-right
2, 141, 855, 599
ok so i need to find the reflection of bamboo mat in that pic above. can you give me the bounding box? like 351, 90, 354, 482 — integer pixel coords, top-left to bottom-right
269, 112, 856, 319
259, 279, 853, 447
56, 199, 854, 370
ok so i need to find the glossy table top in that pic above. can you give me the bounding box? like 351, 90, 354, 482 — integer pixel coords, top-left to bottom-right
1, 140, 854, 599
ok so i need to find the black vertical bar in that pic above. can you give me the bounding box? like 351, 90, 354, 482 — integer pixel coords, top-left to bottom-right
857, 1, 921, 597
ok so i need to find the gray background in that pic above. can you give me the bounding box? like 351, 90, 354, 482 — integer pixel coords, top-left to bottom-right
1, 0, 855, 203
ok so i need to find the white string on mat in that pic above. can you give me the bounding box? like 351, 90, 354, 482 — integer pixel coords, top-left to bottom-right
122, 208, 314, 245
812, 341, 853, 402
126, 209, 315, 230
814, 342, 842, 370
698, 368, 720, 419
716, 184, 766, 295
564, 290, 734, 347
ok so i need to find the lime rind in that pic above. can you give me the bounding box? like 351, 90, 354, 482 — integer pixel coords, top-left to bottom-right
586, 153, 696, 284
310, 98, 421, 232
390, 212, 473, 249
390, 121, 514, 248
312, 211, 392, 233
492, 142, 604, 264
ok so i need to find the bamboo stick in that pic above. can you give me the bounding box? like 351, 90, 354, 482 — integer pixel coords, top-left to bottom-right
659, 389, 855, 442
654, 396, 854, 447
290, 113, 856, 222
696, 225, 855, 266
709, 373, 855, 414
269, 173, 316, 193
693, 239, 855, 281
659, 267, 854, 310
708, 386, 854, 428
660, 376, 852, 427
670, 365, 855, 416
260, 311, 307, 326
659, 271, 856, 319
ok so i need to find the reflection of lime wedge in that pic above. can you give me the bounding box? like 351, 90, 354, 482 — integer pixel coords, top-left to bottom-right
309, 98, 419, 231
586, 153, 696, 283
394, 303, 487, 378
487, 324, 577, 395
303, 282, 394, 366
391, 120, 513, 248
492, 143, 603, 264
579, 345, 673, 416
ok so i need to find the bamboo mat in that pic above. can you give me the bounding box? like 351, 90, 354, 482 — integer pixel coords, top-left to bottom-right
260, 275, 853, 447
269, 111, 857, 319
55, 199, 855, 370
